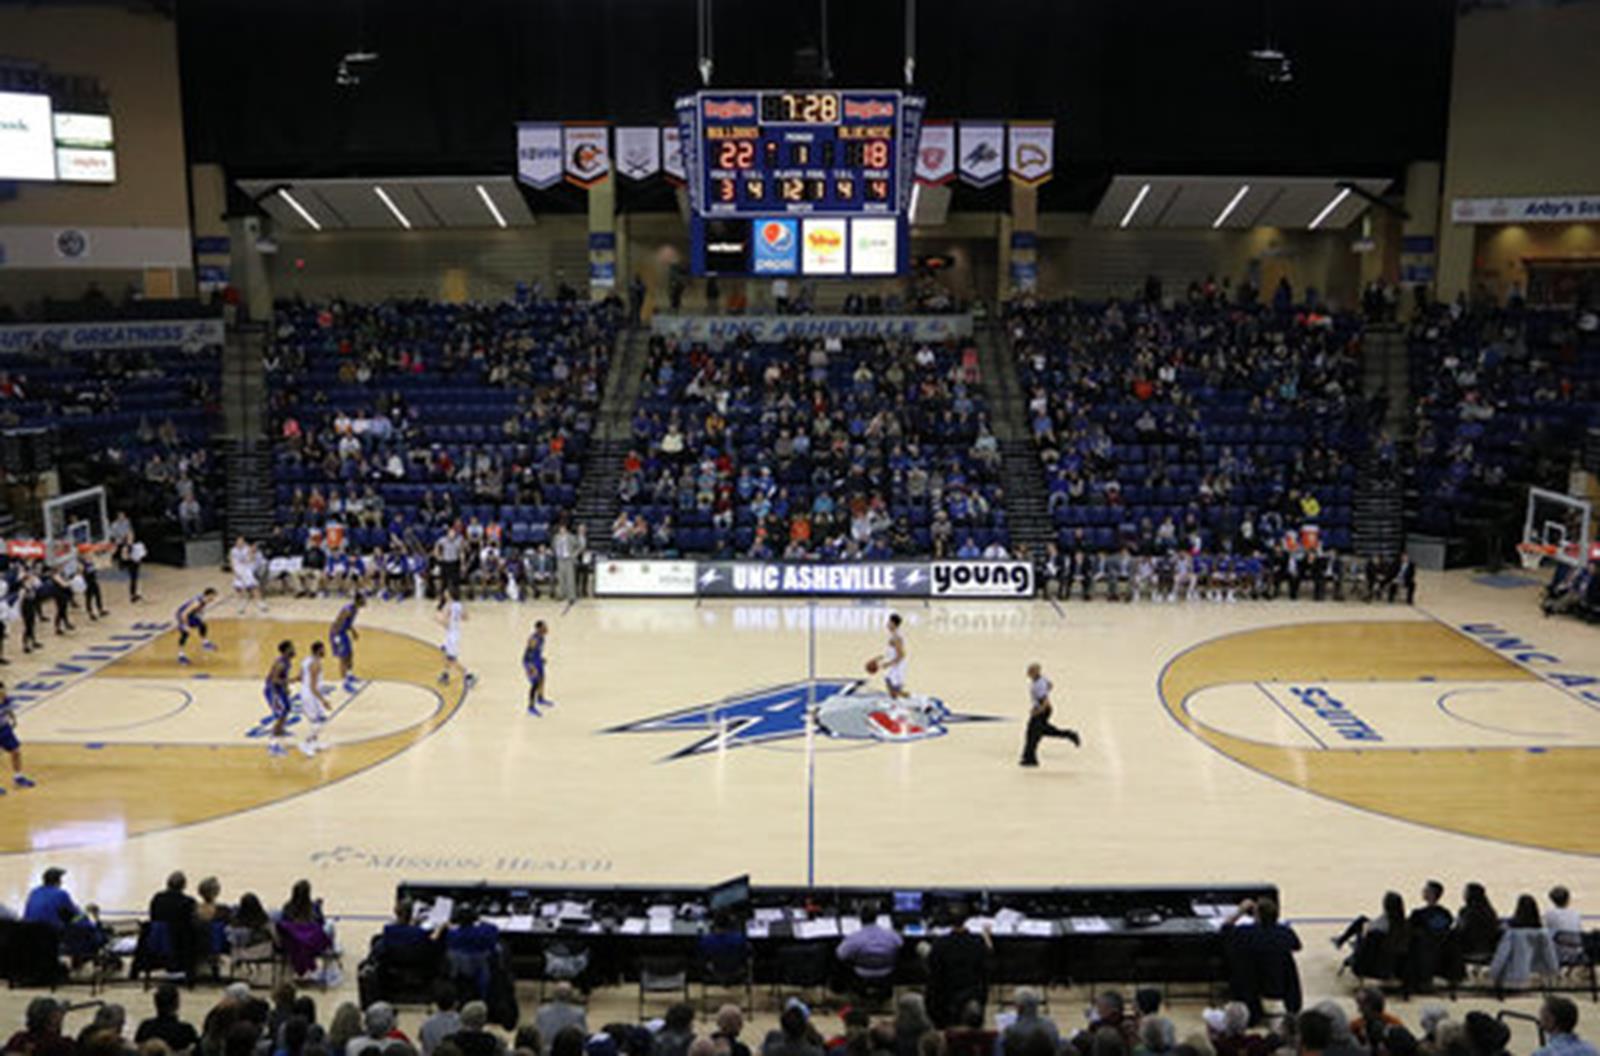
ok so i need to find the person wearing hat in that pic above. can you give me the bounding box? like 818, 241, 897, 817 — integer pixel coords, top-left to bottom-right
447, 1001, 507, 1056
23, 867, 81, 931
5, 997, 73, 1056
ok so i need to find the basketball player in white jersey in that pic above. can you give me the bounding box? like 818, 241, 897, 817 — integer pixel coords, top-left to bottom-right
231, 537, 266, 614
436, 589, 476, 688
297, 640, 333, 756
868, 612, 908, 699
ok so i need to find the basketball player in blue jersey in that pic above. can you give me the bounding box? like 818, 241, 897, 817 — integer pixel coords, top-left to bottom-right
524, 620, 552, 715
0, 681, 39, 793
328, 594, 365, 693
264, 640, 295, 757
175, 587, 219, 664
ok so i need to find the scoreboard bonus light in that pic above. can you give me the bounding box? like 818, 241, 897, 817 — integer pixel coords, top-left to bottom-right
678, 88, 924, 279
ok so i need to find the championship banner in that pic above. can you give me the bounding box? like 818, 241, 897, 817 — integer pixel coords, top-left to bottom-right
651, 313, 973, 343
896, 93, 927, 206
515, 123, 562, 189
672, 95, 700, 203
562, 124, 611, 187
915, 122, 956, 185
957, 122, 1005, 187
614, 126, 661, 180
1007, 121, 1054, 186
662, 125, 686, 184
0, 318, 224, 354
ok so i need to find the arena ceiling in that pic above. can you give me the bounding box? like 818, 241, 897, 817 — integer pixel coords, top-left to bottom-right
180, 0, 1456, 213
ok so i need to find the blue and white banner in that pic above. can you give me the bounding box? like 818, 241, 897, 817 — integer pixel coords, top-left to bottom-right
615, 126, 661, 180
915, 123, 956, 185
0, 318, 225, 353
662, 125, 686, 184
957, 122, 1005, 188
563, 124, 611, 187
1007, 121, 1054, 186
595, 559, 1031, 598
650, 313, 973, 343
516, 123, 562, 189
1451, 194, 1600, 224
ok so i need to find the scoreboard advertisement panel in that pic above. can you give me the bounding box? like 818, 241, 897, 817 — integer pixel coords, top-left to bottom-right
677, 89, 924, 279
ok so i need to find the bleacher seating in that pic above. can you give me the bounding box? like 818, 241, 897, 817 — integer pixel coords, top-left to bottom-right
0, 342, 222, 533
1407, 305, 1600, 538
616, 333, 1007, 558
266, 297, 617, 551
1008, 297, 1369, 555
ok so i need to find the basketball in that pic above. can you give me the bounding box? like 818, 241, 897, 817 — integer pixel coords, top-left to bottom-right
865, 658, 880, 674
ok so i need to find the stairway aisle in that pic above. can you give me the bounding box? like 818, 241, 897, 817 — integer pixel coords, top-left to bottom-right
975, 322, 1054, 554
219, 322, 273, 541
574, 327, 649, 544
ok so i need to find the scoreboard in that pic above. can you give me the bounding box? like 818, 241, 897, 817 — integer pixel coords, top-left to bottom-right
676, 88, 925, 279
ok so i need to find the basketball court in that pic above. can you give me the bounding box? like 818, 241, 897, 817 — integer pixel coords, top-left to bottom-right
2, 564, 1596, 949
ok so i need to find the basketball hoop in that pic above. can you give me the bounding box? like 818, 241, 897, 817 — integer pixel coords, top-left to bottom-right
1516, 541, 1554, 571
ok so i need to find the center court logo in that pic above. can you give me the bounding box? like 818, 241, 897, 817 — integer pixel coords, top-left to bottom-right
607, 678, 998, 761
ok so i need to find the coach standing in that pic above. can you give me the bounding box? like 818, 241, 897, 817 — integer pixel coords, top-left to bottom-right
553, 521, 578, 602
1020, 662, 1080, 767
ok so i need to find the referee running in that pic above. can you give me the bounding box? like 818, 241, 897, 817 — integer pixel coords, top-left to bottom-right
1020, 662, 1080, 767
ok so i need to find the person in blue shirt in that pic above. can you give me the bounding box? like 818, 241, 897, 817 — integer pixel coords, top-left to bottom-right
524, 620, 552, 716
174, 587, 219, 664
0, 681, 38, 792
24, 867, 80, 931
264, 640, 296, 758
329, 594, 366, 693
1534, 997, 1598, 1056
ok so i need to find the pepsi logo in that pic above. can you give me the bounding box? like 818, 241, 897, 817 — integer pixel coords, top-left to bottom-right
760, 222, 793, 250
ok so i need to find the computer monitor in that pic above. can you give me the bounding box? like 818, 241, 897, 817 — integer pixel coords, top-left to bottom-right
892, 890, 923, 915
708, 874, 752, 915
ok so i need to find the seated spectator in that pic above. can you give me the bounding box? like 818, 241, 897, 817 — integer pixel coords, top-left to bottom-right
327, 1004, 365, 1056
1349, 989, 1402, 1046
346, 1004, 408, 1056
1221, 898, 1302, 1025
447, 1002, 506, 1056
440, 908, 501, 999
1545, 886, 1582, 934
1308, 1002, 1363, 1056
137, 984, 201, 1054
655, 1004, 698, 1056
836, 916, 902, 986
195, 876, 230, 926
1203, 1003, 1265, 1056
1134, 1018, 1175, 1056
1000, 989, 1060, 1056
76, 1004, 127, 1051
1454, 883, 1501, 960
710, 1009, 755, 1056
927, 909, 991, 1028
149, 869, 199, 973
763, 1002, 824, 1056
1462, 1013, 1510, 1056
1488, 893, 1559, 990
895, 994, 936, 1056
944, 1003, 996, 1056
278, 879, 333, 979
1533, 996, 1597, 1056
1335, 891, 1410, 980
23, 866, 81, 931
7, 997, 74, 1056
534, 984, 587, 1053
418, 984, 463, 1056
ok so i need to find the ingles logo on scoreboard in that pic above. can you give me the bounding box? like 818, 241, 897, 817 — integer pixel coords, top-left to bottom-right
752, 219, 799, 275
703, 99, 755, 120
843, 99, 896, 121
